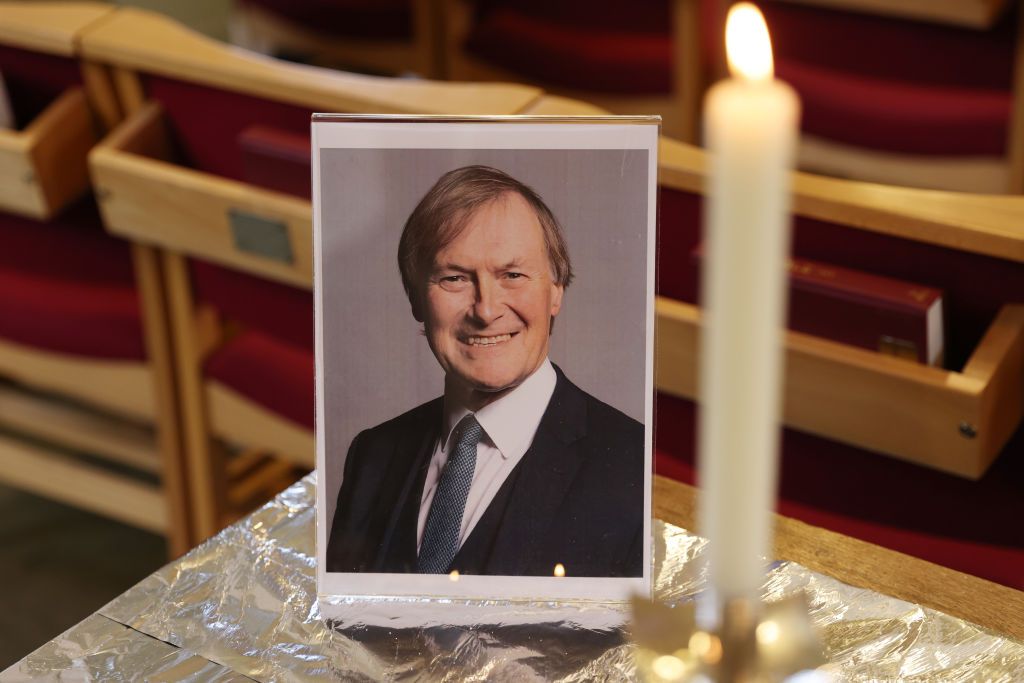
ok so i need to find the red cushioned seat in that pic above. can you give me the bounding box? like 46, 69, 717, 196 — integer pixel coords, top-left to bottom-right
756, 1, 1015, 156
697, 0, 1017, 157
0, 198, 142, 360
654, 393, 1024, 590
778, 60, 1009, 156
136, 74, 316, 429
758, 2, 1014, 90
133, 76, 315, 354
237, 0, 413, 41
145, 76, 311, 183
464, 0, 1016, 152
655, 448, 695, 486
190, 261, 314, 352
464, 3, 671, 94
204, 329, 314, 429
0, 268, 143, 360
0, 39, 144, 362
0, 200, 135, 284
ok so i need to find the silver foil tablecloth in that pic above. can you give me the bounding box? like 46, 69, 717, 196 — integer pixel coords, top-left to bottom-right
4, 474, 1023, 681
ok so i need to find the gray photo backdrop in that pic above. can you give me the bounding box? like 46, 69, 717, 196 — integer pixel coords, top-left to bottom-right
321, 147, 650, 525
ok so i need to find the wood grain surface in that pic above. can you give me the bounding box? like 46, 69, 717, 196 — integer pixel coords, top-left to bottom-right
654, 475, 1024, 642
659, 137, 1024, 264
776, 0, 1009, 29
79, 8, 541, 116
0, 2, 112, 56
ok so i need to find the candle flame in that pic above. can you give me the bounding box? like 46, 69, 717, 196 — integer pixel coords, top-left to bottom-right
726, 3, 774, 81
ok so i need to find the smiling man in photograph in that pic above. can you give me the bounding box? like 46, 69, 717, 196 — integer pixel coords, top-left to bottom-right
325, 165, 644, 577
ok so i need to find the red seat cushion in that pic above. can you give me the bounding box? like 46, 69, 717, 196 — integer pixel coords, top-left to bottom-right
190, 261, 314, 351
238, 0, 413, 41
698, 0, 1016, 156
0, 201, 135, 284
145, 76, 311, 184
474, 0, 669, 33
0, 268, 143, 360
465, 7, 671, 94
0, 201, 143, 360
655, 393, 1024, 590
204, 329, 314, 429
760, 2, 1015, 91
0, 43, 142, 362
657, 186, 703, 303
778, 60, 1009, 156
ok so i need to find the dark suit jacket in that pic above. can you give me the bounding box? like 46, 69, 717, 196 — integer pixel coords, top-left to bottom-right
325, 366, 645, 577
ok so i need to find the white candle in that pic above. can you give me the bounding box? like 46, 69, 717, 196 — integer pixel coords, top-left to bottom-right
698, 3, 800, 607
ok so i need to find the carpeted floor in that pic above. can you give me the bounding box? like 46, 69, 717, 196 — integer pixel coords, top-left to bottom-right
0, 485, 167, 669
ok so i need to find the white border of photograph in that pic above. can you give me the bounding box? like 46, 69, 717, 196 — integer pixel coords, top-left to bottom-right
313, 117, 658, 608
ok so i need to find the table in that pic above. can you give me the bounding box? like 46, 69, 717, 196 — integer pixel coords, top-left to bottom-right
4, 475, 1023, 681
654, 477, 1024, 642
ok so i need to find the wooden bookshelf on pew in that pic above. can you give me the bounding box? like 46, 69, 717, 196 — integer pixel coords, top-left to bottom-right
82, 7, 544, 540
0, 3, 191, 555
657, 136, 1024, 479
523, 93, 1024, 586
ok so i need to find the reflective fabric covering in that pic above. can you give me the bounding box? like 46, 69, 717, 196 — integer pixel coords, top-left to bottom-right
4, 475, 1022, 681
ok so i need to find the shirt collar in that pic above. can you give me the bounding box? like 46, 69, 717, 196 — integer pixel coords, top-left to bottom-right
441, 359, 557, 459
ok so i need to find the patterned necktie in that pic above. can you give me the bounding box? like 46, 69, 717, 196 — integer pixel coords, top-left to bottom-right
417, 415, 483, 573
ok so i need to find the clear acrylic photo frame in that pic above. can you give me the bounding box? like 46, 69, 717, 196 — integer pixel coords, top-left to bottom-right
312, 115, 660, 627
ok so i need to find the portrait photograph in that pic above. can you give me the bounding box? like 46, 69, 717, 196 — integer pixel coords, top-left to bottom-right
313, 117, 658, 605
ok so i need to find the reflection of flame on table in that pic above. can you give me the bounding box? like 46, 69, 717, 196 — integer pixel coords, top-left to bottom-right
631, 592, 827, 682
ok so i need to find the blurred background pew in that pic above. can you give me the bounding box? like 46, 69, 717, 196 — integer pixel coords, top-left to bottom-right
80, 5, 540, 542
0, 1, 190, 557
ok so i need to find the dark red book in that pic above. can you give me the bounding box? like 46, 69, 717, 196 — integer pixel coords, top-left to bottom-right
0, 70, 14, 129
238, 125, 311, 199
692, 245, 945, 365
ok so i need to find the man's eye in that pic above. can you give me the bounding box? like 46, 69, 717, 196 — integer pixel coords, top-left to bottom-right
437, 275, 469, 290
505, 272, 525, 279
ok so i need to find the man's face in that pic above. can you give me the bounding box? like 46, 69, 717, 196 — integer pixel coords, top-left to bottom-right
421, 193, 564, 402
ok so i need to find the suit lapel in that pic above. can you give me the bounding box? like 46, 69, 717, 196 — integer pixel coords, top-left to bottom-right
476, 368, 589, 575
375, 399, 442, 572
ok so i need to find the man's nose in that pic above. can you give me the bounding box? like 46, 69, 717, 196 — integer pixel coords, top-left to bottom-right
471, 277, 503, 324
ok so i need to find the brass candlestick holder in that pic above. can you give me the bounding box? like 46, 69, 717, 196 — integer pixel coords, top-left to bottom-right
631, 592, 827, 682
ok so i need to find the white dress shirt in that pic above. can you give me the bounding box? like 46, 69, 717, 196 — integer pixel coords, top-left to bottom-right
416, 359, 557, 552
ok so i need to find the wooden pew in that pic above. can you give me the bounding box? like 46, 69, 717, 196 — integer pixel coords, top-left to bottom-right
75, 2, 1024, 586
80, 7, 543, 541
754, 0, 1022, 192
229, 0, 442, 78
654, 475, 1024, 643
0, 2, 190, 556
438, 0, 703, 141
658, 135, 1024, 478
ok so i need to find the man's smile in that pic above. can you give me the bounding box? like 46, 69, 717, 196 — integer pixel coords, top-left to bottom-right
461, 332, 519, 347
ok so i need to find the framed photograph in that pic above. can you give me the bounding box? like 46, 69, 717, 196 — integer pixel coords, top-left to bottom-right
314, 116, 658, 609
